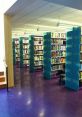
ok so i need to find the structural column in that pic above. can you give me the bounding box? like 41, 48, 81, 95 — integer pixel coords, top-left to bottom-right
4, 15, 14, 87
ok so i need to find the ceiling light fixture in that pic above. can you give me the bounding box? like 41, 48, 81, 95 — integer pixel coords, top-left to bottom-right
41, 18, 82, 27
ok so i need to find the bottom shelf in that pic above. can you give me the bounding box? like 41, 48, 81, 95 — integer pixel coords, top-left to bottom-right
59, 76, 82, 87
59, 74, 65, 85
34, 65, 43, 71
79, 79, 82, 87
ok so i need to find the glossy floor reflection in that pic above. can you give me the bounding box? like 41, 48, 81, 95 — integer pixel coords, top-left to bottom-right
0, 67, 82, 117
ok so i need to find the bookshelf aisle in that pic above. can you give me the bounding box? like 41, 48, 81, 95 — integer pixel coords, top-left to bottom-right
20, 37, 29, 68
12, 38, 20, 66
51, 33, 66, 72
34, 36, 43, 70
43, 32, 66, 80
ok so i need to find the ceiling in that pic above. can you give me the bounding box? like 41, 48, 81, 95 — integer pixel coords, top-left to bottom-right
6, 0, 82, 36
45, 0, 82, 10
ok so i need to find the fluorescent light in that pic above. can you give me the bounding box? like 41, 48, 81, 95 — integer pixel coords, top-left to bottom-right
41, 18, 82, 27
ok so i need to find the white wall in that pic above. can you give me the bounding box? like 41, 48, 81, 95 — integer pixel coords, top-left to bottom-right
0, 14, 5, 71
0, 0, 17, 72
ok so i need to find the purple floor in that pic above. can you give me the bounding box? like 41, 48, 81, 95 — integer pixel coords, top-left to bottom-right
0, 67, 82, 117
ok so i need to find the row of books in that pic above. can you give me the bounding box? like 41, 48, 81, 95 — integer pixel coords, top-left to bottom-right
34, 50, 43, 55
51, 33, 66, 38
23, 45, 29, 49
23, 60, 29, 64
51, 51, 66, 57
22, 39, 29, 43
51, 39, 66, 45
34, 56, 43, 61
34, 41, 43, 45
52, 65, 63, 71
34, 45, 43, 50
34, 61, 43, 66
51, 58, 65, 64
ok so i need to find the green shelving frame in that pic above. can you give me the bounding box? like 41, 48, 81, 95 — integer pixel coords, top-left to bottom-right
19, 37, 29, 68
20, 37, 23, 67
29, 35, 34, 72
80, 36, 82, 84
43, 32, 51, 79
12, 39, 16, 65
65, 27, 81, 91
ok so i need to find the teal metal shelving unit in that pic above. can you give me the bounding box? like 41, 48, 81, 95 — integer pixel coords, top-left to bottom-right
12, 39, 16, 65
43, 32, 51, 79
20, 37, 23, 68
29, 35, 34, 72
65, 27, 81, 91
